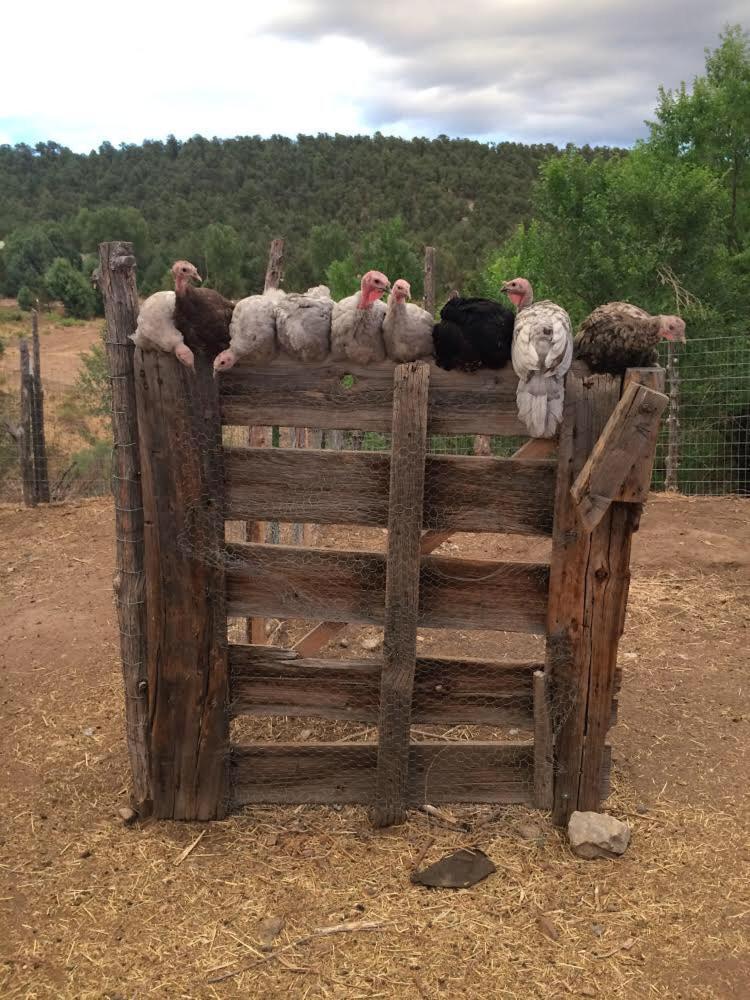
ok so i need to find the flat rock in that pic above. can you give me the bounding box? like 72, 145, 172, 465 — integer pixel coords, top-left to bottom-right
361, 633, 383, 651
568, 811, 630, 859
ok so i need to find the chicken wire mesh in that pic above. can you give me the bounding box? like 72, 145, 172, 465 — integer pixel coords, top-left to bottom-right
151, 357, 586, 816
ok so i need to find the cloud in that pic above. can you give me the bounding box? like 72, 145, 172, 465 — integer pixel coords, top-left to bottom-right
0, 0, 745, 150
260, 0, 747, 145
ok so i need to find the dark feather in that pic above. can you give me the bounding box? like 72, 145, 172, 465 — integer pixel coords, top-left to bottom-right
174, 285, 234, 361
574, 303, 660, 374
433, 296, 514, 371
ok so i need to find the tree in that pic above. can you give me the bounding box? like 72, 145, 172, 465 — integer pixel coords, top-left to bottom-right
202, 222, 243, 297
4, 224, 78, 298
44, 258, 96, 318
325, 216, 424, 300
648, 25, 750, 250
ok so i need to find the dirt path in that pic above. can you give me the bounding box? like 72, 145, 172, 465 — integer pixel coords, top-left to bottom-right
0, 494, 748, 998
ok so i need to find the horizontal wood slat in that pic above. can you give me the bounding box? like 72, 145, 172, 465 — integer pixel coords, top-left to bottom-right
230, 742, 535, 805
224, 447, 555, 536
219, 359, 526, 436
225, 543, 549, 634
229, 644, 540, 726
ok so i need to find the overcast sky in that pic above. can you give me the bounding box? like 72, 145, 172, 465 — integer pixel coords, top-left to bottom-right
0, 0, 744, 152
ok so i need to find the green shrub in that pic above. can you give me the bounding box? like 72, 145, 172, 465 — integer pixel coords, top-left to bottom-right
44, 258, 96, 319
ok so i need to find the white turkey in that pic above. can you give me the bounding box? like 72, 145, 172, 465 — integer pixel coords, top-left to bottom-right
130, 290, 195, 369
275, 285, 334, 362
213, 288, 286, 373
382, 279, 434, 362
330, 270, 390, 365
501, 277, 573, 439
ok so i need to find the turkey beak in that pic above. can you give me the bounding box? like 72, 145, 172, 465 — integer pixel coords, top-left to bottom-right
195, 273, 203, 283
500, 281, 511, 293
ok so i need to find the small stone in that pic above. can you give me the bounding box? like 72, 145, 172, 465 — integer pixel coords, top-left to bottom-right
591, 923, 605, 937
515, 822, 544, 842
78, 849, 92, 859
117, 807, 138, 826
508, 728, 520, 737
339, 638, 349, 648
82, 727, 95, 737
361, 633, 383, 652
298, 729, 313, 740
568, 811, 630, 860
635, 803, 649, 815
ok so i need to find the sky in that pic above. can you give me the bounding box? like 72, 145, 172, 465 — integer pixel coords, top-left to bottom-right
0, 0, 745, 152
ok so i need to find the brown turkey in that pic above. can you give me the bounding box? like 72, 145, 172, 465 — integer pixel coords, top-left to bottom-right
171, 260, 234, 366
574, 302, 686, 373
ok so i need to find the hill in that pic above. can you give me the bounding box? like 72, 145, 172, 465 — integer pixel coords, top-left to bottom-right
0, 133, 619, 297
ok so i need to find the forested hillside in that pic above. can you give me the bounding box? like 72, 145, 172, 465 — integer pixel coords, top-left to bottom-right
0, 133, 617, 302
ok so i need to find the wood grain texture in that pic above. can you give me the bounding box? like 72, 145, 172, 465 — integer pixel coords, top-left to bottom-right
547, 366, 658, 824
30, 310, 50, 503
135, 346, 229, 820
224, 448, 555, 535
230, 742, 535, 806
17, 339, 36, 507
571, 381, 668, 531
423, 246, 436, 316
219, 358, 526, 436
99, 242, 151, 814
225, 543, 549, 634
229, 644, 539, 726
374, 362, 429, 826
533, 671, 553, 810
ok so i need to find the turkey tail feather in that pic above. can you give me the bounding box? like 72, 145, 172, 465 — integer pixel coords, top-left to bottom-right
516, 374, 561, 439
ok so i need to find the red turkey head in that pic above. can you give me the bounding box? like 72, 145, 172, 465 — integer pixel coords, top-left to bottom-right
358, 270, 390, 309
501, 277, 533, 310
391, 279, 411, 302
659, 315, 686, 344
171, 260, 202, 292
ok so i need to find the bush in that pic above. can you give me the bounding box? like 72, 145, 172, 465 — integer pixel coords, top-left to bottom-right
16, 285, 35, 311
44, 258, 96, 319
75, 327, 111, 418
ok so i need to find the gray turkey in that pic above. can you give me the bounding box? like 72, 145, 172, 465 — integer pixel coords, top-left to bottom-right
502, 277, 573, 439
574, 302, 686, 373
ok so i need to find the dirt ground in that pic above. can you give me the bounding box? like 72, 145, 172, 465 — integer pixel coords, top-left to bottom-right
1, 492, 748, 999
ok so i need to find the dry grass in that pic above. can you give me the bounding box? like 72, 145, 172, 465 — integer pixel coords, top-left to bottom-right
1, 497, 749, 998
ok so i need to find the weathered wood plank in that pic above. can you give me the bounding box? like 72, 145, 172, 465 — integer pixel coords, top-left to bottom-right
290, 527, 458, 657
224, 447, 555, 535
423, 246, 436, 316
231, 742, 535, 806
548, 365, 652, 825
135, 343, 229, 820
219, 358, 526, 436
225, 543, 549, 634
229, 645, 539, 726
99, 242, 151, 814
17, 339, 36, 507
571, 381, 668, 531
374, 362, 429, 826
533, 670, 553, 810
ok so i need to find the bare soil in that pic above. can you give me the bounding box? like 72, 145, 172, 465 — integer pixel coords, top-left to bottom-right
1, 493, 748, 999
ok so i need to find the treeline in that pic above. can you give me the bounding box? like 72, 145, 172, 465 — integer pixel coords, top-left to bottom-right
0, 132, 620, 311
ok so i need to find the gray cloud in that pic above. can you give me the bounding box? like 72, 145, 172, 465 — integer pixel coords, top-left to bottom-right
262, 1, 746, 145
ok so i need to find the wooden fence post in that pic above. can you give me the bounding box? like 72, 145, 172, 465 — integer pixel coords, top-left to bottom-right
547, 364, 665, 825
135, 342, 229, 820
18, 339, 36, 507
373, 361, 430, 827
423, 246, 436, 316
98, 241, 152, 814
30, 310, 50, 502
245, 238, 286, 643
665, 344, 680, 491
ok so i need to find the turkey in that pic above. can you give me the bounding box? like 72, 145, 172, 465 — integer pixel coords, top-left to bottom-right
574, 302, 686, 373
172, 260, 234, 365
330, 270, 390, 365
275, 285, 334, 362
213, 288, 286, 373
130, 290, 195, 369
432, 292, 514, 371
501, 277, 573, 439
382, 279, 434, 362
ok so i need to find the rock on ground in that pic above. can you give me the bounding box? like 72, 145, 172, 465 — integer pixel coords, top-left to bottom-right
568, 811, 631, 859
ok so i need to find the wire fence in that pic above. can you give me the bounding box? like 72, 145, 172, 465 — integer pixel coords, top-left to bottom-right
1, 336, 749, 504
